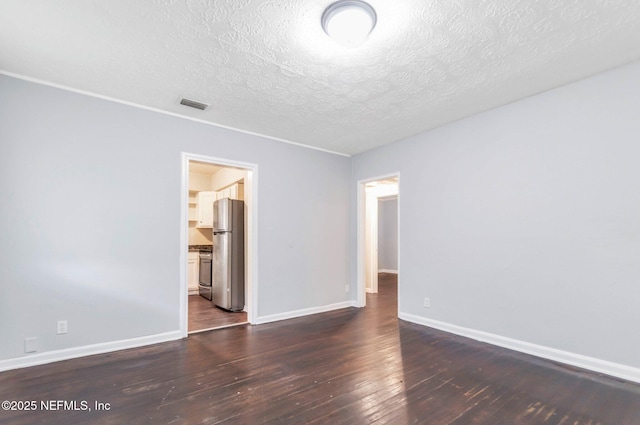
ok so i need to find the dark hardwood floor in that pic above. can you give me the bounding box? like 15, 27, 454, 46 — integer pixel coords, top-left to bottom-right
2, 273, 640, 424
188, 294, 248, 333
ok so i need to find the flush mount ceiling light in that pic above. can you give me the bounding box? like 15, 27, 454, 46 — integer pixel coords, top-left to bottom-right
321, 0, 377, 47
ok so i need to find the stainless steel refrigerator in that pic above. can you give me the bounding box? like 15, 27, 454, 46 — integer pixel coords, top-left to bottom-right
212, 198, 245, 311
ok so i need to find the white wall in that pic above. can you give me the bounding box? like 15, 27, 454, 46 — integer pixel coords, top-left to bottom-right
0, 74, 351, 364
378, 198, 398, 272
188, 222, 212, 246
189, 171, 213, 192
352, 60, 640, 374
211, 168, 246, 192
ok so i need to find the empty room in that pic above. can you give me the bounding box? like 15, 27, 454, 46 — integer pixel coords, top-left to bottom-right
1, 1, 640, 424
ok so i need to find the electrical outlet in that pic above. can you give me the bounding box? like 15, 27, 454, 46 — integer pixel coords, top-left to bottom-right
24, 337, 37, 353
345, 285, 350, 293
57, 320, 68, 335
423, 298, 430, 308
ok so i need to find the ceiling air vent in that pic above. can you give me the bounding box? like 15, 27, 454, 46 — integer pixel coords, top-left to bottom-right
179, 98, 208, 111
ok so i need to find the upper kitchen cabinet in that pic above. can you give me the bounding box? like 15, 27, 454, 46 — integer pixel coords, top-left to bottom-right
196, 191, 216, 228
231, 182, 244, 200
217, 182, 244, 201
196, 183, 244, 228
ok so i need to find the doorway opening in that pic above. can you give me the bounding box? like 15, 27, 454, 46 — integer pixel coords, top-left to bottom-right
180, 153, 258, 336
356, 174, 399, 310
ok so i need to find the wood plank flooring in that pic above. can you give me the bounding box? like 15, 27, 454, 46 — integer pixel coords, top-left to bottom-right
188, 294, 248, 333
1, 273, 639, 424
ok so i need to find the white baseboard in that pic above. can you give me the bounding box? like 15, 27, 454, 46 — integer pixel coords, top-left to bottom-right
1, 300, 358, 371
399, 312, 640, 384
0, 331, 183, 373
255, 300, 357, 325
378, 269, 398, 274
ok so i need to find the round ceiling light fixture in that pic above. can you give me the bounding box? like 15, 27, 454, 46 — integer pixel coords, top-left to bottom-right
321, 0, 377, 47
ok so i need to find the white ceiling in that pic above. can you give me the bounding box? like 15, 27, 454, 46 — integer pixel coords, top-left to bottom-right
2, 1, 640, 155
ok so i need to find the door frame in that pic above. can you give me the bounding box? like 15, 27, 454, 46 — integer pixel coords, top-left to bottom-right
365, 184, 379, 295
179, 152, 259, 336
356, 172, 400, 308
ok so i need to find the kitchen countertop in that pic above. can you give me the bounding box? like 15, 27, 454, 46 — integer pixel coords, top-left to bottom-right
189, 244, 212, 252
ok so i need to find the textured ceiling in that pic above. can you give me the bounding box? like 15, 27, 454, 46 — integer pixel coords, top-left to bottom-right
2, 1, 640, 155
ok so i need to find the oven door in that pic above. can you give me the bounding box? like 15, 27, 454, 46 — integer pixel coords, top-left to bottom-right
198, 253, 212, 300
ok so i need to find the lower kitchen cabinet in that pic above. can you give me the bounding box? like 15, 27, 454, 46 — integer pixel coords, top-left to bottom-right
188, 251, 199, 293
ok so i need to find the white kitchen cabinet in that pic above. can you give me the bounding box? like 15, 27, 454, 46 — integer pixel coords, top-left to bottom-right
216, 183, 244, 201
229, 184, 239, 200
196, 191, 216, 228
187, 251, 199, 293
197, 184, 244, 228
233, 182, 244, 200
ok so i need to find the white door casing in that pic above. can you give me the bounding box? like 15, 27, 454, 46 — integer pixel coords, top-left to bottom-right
180, 152, 258, 336
356, 173, 399, 308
